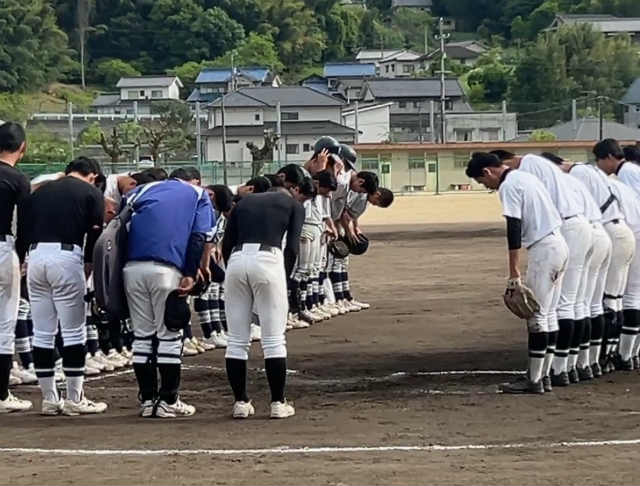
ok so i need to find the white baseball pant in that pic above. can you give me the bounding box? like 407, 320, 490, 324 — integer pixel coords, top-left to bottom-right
586, 224, 612, 317
623, 233, 640, 310
575, 225, 596, 321
123, 261, 184, 365
558, 216, 593, 321
603, 221, 635, 312
27, 244, 87, 349
525, 232, 569, 333
225, 244, 288, 361
0, 237, 20, 355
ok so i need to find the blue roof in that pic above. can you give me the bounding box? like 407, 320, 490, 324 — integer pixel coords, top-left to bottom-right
195, 67, 270, 84
186, 88, 222, 103
324, 63, 376, 78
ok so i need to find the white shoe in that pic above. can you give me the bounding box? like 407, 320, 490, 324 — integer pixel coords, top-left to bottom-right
85, 354, 106, 372
84, 365, 101, 376
92, 351, 115, 372
270, 400, 295, 419
155, 398, 195, 418
199, 337, 216, 351
119, 350, 133, 365
182, 339, 198, 356
322, 304, 340, 317
351, 300, 370, 310
63, 393, 108, 415
250, 324, 261, 342
335, 301, 349, 315
0, 392, 32, 413
41, 397, 64, 416
191, 337, 206, 354
140, 400, 155, 418
232, 400, 255, 419
209, 332, 227, 348
106, 349, 127, 368
9, 368, 22, 386
291, 317, 310, 329
299, 310, 319, 324
345, 300, 362, 312
313, 307, 331, 320
11, 361, 37, 384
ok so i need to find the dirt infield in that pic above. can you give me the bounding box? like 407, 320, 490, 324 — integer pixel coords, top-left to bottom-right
2, 199, 640, 485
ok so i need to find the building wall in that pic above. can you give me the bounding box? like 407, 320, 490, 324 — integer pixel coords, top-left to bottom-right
446, 113, 517, 142
210, 106, 341, 128
211, 107, 266, 127
353, 142, 610, 193
378, 60, 422, 78
342, 106, 391, 143
388, 98, 468, 115
120, 85, 178, 101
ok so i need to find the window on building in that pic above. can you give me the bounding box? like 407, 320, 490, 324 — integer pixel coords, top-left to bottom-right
385, 65, 390, 73
286, 143, 299, 154
226, 140, 239, 144
455, 129, 473, 142
391, 64, 395, 72
403, 64, 415, 73
480, 128, 500, 141
361, 158, 379, 170
454, 152, 471, 169
408, 157, 426, 170
139, 90, 145, 97
127, 91, 138, 99
445, 100, 453, 110
303, 143, 312, 152
414, 101, 421, 109
428, 163, 437, 173
254, 113, 261, 121
398, 101, 407, 108
282, 112, 299, 121
151, 90, 162, 98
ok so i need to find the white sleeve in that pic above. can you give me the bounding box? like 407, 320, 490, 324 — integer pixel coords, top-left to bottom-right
500, 183, 523, 220
619, 165, 640, 199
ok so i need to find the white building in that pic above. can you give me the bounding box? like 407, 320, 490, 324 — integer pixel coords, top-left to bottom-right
355, 49, 424, 78
342, 103, 392, 143
203, 86, 356, 162
91, 76, 183, 115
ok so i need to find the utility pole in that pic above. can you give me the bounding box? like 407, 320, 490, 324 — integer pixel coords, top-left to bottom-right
230, 51, 236, 92
195, 101, 202, 174
67, 101, 74, 159
435, 17, 450, 144
133, 101, 140, 165
598, 96, 603, 140
424, 25, 429, 55
276, 101, 282, 163
221, 95, 228, 185
354, 100, 360, 144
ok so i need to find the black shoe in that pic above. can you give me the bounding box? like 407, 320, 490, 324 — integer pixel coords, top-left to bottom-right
542, 375, 553, 392
613, 354, 633, 371
500, 377, 544, 395
568, 367, 580, 384
591, 362, 602, 377
578, 365, 594, 381
551, 371, 570, 387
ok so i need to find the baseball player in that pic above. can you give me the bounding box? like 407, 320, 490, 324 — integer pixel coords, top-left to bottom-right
491, 151, 592, 386
0, 122, 32, 412
593, 140, 637, 371
221, 180, 313, 419
24, 157, 107, 415
608, 178, 640, 369
466, 152, 568, 394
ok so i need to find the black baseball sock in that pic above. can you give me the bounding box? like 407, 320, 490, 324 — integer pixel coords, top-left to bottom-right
553, 319, 574, 374
226, 358, 249, 402
87, 339, 99, 355
578, 318, 592, 369
109, 318, 123, 353
0, 355, 12, 401
590, 314, 605, 365
265, 357, 287, 403
543, 331, 558, 378
528, 332, 547, 383
569, 319, 584, 371
158, 363, 181, 405
19, 352, 33, 369
133, 362, 158, 402
63, 344, 86, 402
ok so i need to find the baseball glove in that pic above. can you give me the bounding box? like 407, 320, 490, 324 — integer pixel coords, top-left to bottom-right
503, 278, 540, 319
328, 240, 350, 258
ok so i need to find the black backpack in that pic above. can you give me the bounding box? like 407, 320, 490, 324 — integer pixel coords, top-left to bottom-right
93, 182, 158, 319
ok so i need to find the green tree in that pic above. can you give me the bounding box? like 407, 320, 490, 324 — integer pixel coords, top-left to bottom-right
529, 129, 557, 141
391, 7, 434, 53
79, 121, 142, 163
467, 49, 513, 103
141, 101, 193, 162
0, 0, 75, 92
21, 130, 72, 165
94, 59, 141, 88
0, 94, 33, 124
210, 33, 284, 71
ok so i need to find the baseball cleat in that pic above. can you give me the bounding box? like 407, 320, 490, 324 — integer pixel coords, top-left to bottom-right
232, 400, 255, 419
345, 300, 362, 312
250, 324, 262, 342
350, 300, 370, 310
63, 393, 108, 415
291, 317, 310, 329
211, 332, 228, 348
199, 337, 217, 351
322, 304, 340, 317
577, 365, 594, 381
41, 398, 65, 416
190, 337, 206, 354
84, 365, 101, 376
182, 339, 199, 356
0, 392, 33, 413
155, 398, 195, 418
92, 351, 115, 371
140, 400, 155, 418
11, 361, 37, 384
542, 375, 552, 392
499, 377, 544, 394
106, 349, 128, 368
8, 373, 21, 386
591, 362, 602, 377
550, 371, 570, 386
85, 354, 106, 372
299, 310, 317, 325
270, 400, 295, 419
568, 367, 580, 384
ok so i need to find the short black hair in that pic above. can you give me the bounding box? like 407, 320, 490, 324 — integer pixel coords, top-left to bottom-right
623, 145, 640, 163
357, 171, 379, 195
169, 167, 190, 181
277, 163, 304, 185
465, 152, 501, 178
540, 152, 564, 165
489, 149, 516, 162
593, 138, 624, 160
64, 156, 102, 177
297, 176, 316, 198
263, 173, 284, 187
376, 187, 394, 208
0, 122, 26, 153
245, 176, 271, 194
314, 170, 337, 191
144, 168, 168, 181
206, 184, 234, 213
184, 166, 201, 182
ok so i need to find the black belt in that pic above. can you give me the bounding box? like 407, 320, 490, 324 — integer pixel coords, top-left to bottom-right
29, 243, 76, 252
232, 244, 276, 254
563, 215, 577, 221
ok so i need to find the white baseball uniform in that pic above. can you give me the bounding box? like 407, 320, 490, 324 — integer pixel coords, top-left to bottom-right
617, 161, 640, 199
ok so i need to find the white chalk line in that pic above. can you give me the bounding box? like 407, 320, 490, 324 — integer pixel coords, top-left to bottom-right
2, 438, 640, 457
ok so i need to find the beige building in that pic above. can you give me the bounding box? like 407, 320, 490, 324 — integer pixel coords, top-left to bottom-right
353, 141, 629, 193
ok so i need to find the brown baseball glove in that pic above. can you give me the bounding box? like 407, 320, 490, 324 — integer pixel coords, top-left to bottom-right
503, 278, 540, 319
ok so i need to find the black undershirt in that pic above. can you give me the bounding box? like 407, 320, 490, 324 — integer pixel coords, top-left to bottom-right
0, 161, 30, 260
222, 191, 305, 276
22, 176, 104, 262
